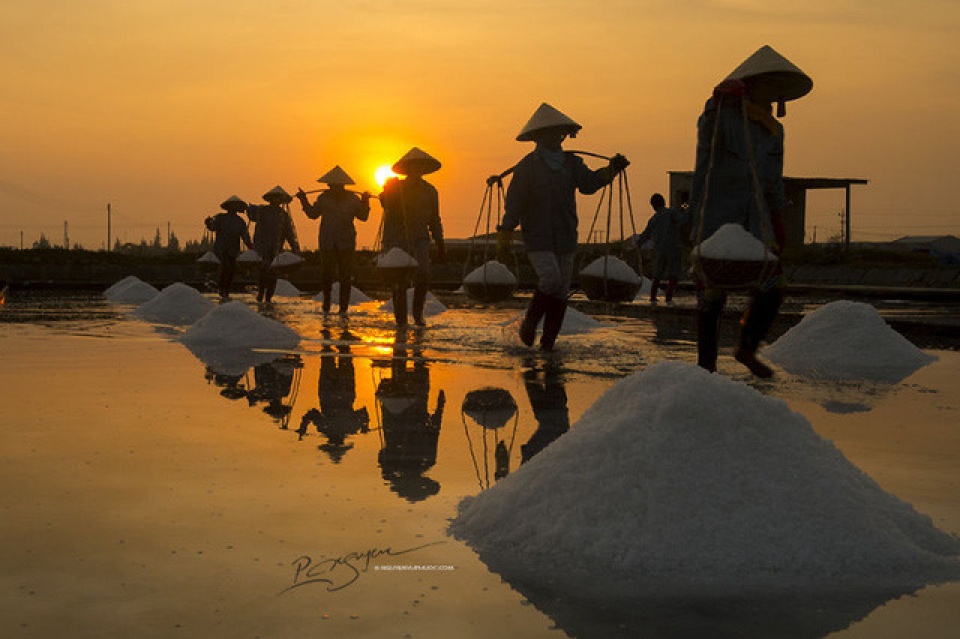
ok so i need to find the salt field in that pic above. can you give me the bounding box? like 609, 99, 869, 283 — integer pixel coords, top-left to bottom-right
1, 285, 959, 639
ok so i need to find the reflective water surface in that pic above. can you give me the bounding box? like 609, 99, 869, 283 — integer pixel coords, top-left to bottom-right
1, 289, 958, 638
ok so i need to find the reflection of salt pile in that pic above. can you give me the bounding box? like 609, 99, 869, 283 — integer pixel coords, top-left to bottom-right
134, 282, 215, 325
451, 361, 960, 598
579, 255, 641, 283
179, 301, 301, 375
379, 290, 447, 317
464, 261, 518, 285
693, 223, 778, 260
765, 300, 937, 382
273, 279, 301, 297
104, 276, 159, 304
313, 283, 372, 306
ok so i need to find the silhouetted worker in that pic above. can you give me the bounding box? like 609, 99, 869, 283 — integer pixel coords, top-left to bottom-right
298, 329, 369, 463
520, 363, 570, 463
496, 103, 629, 350
246, 186, 301, 304
204, 195, 253, 301
295, 166, 371, 315
631, 193, 685, 304
379, 147, 446, 327
689, 45, 812, 377
375, 338, 444, 501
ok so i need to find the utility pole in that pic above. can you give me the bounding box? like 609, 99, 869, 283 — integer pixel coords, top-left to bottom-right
64, 220, 69, 249
107, 203, 112, 251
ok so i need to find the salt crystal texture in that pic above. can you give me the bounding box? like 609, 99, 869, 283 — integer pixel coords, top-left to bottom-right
134, 282, 215, 325
180, 301, 300, 349
313, 284, 372, 305
464, 261, 518, 285
197, 251, 220, 264
271, 252, 302, 268
765, 300, 937, 382
694, 223, 778, 261
451, 361, 960, 598
273, 279, 301, 297
376, 247, 418, 268
104, 276, 159, 304
237, 250, 262, 263
579, 256, 640, 283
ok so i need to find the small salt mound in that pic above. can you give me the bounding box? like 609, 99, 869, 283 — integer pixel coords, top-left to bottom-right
379, 289, 447, 317
693, 223, 778, 261
559, 306, 604, 334
237, 250, 262, 263
313, 284, 373, 305
180, 301, 300, 350
197, 251, 220, 264
633, 277, 654, 299
273, 279, 301, 297
104, 276, 159, 304
579, 256, 640, 284
134, 282, 215, 325
765, 300, 937, 382
450, 361, 960, 599
271, 251, 302, 268
463, 261, 518, 285
377, 247, 418, 268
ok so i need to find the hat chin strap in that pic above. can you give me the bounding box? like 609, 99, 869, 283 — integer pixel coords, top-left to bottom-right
777, 100, 786, 117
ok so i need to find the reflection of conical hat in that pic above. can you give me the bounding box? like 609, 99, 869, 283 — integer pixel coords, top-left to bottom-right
392, 147, 441, 175
263, 185, 292, 203
220, 195, 247, 211
724, 45, 813, 103
516, 102, 582, 141
318, 165, 355, 185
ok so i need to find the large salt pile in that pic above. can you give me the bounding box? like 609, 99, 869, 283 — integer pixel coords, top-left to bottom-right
379, 289, 447, 317
273, 279, 301, 298
134, 282, 215, 325
451, 361, 960, 599
104, 276, 159, 304
313, 284, 372, 306
579, 255, 641, 284
693, 223, 778, 260
463, 260, 518, 286
765, 300, 937, 383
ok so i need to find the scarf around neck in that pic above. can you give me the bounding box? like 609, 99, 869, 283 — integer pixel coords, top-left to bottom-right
535, 144, 569, 174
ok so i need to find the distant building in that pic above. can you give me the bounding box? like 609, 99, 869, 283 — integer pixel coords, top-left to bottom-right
668, 171, 868, 247
890, 235, 960, 264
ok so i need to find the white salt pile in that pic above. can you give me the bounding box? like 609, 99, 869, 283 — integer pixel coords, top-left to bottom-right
376, 247, 418, 268
134, 282, 215, 325
180, 301, 300, 350
634, 277, 654, 300
271, 251, 302, 268
103, 276, 159, 304
559, 306, 605, 334
379, 289, 447, 317
450, 361, 960, 599
463, 261, 518, 285
765, 300, 937, 383
313, 284, 373, 305
693, 223, 778, 261
237, 250, 262, 263
273, 279, 301, 297
579, 255, 641, 284
197, 251, 220, 264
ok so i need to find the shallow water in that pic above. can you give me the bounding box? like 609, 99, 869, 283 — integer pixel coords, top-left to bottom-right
1, 290, 958, 638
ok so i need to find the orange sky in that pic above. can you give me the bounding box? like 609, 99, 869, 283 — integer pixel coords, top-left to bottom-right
1, 1, 957, 250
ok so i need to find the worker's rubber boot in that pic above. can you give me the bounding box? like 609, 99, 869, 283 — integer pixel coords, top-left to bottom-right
665, 278, 677, 303
412, 284, 429, 326
539, 295, 568, 351
649, 278, 660, 304
734, 289, 783, 379
519, 290, 550, 347
392, 286, 408, 327
696, 292, 725, 373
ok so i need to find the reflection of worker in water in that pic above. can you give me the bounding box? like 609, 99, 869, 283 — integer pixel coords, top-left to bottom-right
298, 329, 369, 463
520, 364, 570, 463
204, 367, 248, 400
247, 355, 302, 428
375, 340, 445, 501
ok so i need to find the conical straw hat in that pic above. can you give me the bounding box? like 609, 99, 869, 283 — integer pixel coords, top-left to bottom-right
317, 165, 355, 185
516, 102, 582, 142
220, 195, 247, 211
724, 45, 813, 103
263, 185, 292, 203
392, 147, 442, 176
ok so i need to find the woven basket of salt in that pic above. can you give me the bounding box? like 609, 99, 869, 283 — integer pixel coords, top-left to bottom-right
196, 251, 220, 273
692, 224, 778, 290
270, 251, 304, 274
463, 260, 518, 303
376, 247, 419, 286
578, 256, 641, 303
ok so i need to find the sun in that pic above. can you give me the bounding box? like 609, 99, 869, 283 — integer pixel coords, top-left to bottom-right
374, 164, 398, 187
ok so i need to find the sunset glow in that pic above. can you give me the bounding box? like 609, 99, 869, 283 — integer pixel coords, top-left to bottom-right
375, 165, 398, 188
